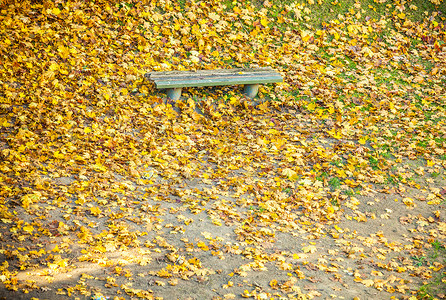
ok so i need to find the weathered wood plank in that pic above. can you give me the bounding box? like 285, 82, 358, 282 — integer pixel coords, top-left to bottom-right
146, 67, 283, 99
149, 72, 279, 82
154, 75, 282, 88
147, 67, 275, 79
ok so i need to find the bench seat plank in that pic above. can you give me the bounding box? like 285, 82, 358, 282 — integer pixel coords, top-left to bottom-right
146, 67, 282, 99
153, 75, 282, 89
149, 70, 280, 81
148, 67, 275, 79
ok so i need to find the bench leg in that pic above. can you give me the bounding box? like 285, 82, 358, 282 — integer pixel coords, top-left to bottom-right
243, 84, 260, 98
167, 88, 182, 100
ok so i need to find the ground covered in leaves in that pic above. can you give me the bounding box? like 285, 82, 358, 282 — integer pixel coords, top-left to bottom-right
0, 0, 445, 299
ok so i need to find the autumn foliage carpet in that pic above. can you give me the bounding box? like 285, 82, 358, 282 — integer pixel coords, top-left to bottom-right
0, 0, 445, 299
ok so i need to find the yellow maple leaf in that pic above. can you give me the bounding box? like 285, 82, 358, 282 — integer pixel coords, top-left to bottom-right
269, 279, 278, 288
229, 97, 239, 105
21, 192, 41, 209
168, 278, 178, 286
157, 269, 172, 278
260, 18, 269, 27
53, 151, 64, 159
282, 168, 298, 180
197, 241, 209, 251
302, 245, 317, 253
328, 128, 342, 139
93, 163, 107, 172
274, 138, 286, 149
337, 169, 347, 178
58, 45, 70, 59
362, 279, 374, 287
257, 101, 269, 112
49, 62, 59, 71
358, 136, 368, 145
402, 197, 415, 208
334, 225, 343, 232
334, 32, 340, 40
23, 225, 34, 234
90, 206, 101, 216
301, 30, 313, 43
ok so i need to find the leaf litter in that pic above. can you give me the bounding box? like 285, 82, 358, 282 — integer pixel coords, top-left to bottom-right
0, 0, 445, 299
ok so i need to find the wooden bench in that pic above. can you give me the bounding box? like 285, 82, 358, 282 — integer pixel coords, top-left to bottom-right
146, 67, 282, 100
